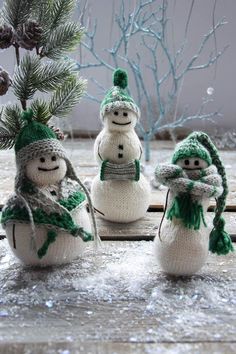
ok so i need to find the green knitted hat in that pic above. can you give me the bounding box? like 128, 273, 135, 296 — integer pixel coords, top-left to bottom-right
172, 135, 212, 165
15, 111, 57, 153
100, 68, 140, 119
173, 131, 233, 256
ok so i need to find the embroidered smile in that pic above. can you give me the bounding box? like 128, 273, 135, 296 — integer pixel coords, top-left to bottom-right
112, 121, 131, 125
38, 166, 59, 172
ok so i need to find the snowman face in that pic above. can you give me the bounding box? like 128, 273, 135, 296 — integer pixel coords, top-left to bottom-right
176, 157, 208, 170
104, 109, 137, 131
25, 154, 67, 187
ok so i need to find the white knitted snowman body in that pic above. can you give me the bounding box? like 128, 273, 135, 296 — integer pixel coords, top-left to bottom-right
3, 151, 92, 266
154, 154, 224, 276
5, 200, 90, 266
2, 128, 96, 266
92, 114, 151, 223
91, 69, 151, 223
154, 193, 210, 276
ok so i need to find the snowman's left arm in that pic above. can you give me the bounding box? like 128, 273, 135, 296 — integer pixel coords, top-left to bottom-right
97, 140, 103, 162
139, 144, 142, 160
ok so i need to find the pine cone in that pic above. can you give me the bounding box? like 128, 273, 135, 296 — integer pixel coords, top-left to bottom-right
0, 24, 14, 49
48, 125, 65, 141
0, 68, 11, 96
15, 20, 42, 50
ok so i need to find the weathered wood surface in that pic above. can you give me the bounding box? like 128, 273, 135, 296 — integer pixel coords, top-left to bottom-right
97, 211, 236, 241
0, 241, 235, 353
1, 342, 236, 354
0, 139, 236, 207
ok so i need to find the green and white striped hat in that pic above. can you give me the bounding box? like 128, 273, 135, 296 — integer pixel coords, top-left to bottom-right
172, 135, 212, 165
100, 68, 140, 119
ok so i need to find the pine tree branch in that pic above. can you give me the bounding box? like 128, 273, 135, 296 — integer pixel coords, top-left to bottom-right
2, 0, 35, 29
49, 75, 87, 118
35, 60, 76, 92
49, 0, 76, 30
12, 53, 41, 103
31, 99, 52, 123
2, 103, 23, 133
0, 127, 17, 149
0, 103, 23, 149
40, 22, 84, 60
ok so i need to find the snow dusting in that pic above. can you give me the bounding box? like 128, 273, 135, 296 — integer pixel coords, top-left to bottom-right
0, 239, 235, 344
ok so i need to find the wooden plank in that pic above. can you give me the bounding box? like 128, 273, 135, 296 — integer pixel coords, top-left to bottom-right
1, 341, 236, 354
97, 212, 236, 241
0, 241, 235, 348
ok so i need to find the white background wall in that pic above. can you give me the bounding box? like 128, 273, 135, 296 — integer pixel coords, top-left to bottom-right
0, 0, 235, 135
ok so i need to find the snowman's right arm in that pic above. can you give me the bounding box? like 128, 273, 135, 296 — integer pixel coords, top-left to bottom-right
155, 164, 184, 185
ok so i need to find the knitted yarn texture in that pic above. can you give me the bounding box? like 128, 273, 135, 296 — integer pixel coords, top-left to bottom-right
156, 131, 234, 255
100, 68, 140, 119
1, 110, 99, 259
91, 68, 151, 223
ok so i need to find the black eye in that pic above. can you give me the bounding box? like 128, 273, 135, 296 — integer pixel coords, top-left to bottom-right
114, 111, 119, 116
123, 112, 128, 117
184, 159, 190, 166
51, 156, 57, 161
194, 160, 199, 166
40, 157, 45, 163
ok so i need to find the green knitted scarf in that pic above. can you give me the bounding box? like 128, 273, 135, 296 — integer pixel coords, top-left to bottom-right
1, 191, 92, 259
167, 193, 207, 230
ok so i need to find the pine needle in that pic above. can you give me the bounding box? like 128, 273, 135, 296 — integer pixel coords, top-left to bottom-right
0, 103, 23, 149
49, 0, 76, 30
2, 0, 35, 29
12, 53, 41, 101
41, 22, 84, 60
35, 60, 77, 92
49, 75, 87, 118
31, 99, 52, 123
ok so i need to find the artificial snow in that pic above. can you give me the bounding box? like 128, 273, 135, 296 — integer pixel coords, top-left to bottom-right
0, 239, 235, 344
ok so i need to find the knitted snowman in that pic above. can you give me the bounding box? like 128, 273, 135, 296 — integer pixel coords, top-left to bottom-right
1, 110, 99, 266
154, 132, 233, 276
91, 69, 151, 223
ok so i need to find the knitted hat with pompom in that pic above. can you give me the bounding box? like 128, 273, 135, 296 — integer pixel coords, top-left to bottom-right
100, 68, 140, 119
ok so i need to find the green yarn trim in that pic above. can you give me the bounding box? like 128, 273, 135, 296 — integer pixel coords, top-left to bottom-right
37, 230, 57, 259
187, 180, 195, 192
15, 120, 57, 153
209, 216, 234, 255
134, 159, 140, 181
2, 205, 92, 241
113, 68, 128, 89
101, 91, 134, 107
172, 139, 212, 165
20, 178, 37, 194
100, 160, 108, 181
59, 191, 86, 211
21, 109, 34, 123
167, 193, 207, 230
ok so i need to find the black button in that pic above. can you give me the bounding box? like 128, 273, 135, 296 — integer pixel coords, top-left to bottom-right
118, 153, 123, 158
118, 144, 123, 150
50, 190, 57, 196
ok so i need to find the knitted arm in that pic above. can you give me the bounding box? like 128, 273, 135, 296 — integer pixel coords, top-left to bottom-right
200, 174, 222, 187
169, 177, 223, 198
155, 164, 183, 185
